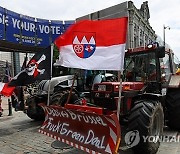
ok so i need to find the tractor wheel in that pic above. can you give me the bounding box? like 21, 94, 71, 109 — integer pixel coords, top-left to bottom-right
165, 88, 180, 130
26, 97, 45, 121
50, 90, 79, 106
128, 100, 164, 154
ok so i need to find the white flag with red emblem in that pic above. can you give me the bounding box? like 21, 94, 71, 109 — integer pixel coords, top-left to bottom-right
54, 17, 128, 71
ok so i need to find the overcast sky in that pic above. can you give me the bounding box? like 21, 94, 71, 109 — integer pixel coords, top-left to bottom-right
1, 0, 180, 59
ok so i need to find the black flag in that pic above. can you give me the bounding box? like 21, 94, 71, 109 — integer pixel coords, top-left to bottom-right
9, 46, 51, 86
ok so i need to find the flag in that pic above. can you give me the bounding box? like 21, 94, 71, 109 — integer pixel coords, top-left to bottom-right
0, 61, 15, 96
3, 61, 12, 83
0, 82, 15, 97
54, 17, 128, 71
8, 46, 51, 86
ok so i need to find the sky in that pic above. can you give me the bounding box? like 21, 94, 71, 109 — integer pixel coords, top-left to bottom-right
1, 0, 180, 59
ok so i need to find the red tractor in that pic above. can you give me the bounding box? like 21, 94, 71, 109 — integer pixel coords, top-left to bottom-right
39, 44, 180, 154
91, 44, 180, 153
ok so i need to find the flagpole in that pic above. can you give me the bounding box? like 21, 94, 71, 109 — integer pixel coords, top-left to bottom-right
47, 44, 54, 106
117, 71, 122, 120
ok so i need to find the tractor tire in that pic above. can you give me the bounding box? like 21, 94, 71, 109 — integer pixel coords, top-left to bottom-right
26, 97, 45, 121
128, 100, 164, 154
165, 88, 180, 130
50, 90, 79, 106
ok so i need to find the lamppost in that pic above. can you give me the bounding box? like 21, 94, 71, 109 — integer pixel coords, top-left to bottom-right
163, 25, 170, 48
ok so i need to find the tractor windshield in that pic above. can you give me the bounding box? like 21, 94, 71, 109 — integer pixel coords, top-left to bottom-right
123, 52, 157, 82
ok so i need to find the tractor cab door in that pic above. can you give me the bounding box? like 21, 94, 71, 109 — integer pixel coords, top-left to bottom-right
124, 52, 158, 82
159, 51, 179, 84
160, 53, 172, 84
124, 51, 164, 94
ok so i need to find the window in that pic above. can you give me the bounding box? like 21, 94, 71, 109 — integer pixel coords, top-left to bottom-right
173, 54, 179, 72
134, 36, 137, 47
160, 53, 171, 82
124, 52, 157, 82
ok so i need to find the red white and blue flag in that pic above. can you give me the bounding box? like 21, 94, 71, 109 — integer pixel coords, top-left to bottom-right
55, 17, 128, 70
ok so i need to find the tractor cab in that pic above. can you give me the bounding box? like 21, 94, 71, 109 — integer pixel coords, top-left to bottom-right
92, 44, 166, 112
123, 44, 165, 94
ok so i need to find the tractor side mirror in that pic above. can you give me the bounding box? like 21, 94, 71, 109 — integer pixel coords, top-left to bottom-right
156, 46, 165, 58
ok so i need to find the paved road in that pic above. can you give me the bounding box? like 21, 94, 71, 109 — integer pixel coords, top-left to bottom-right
0, 97, 180, 154
0, 97, 85, 154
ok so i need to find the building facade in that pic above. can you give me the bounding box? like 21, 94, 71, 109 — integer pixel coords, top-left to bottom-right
0, 51, 26, 76
77, 1, 156, 49
0, 52, 13, 79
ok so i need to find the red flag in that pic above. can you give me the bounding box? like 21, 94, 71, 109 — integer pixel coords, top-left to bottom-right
0, 82, 15, 97
54, 17, 128, 71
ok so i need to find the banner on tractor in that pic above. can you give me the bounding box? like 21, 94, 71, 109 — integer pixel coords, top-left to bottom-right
39, 104, 121, 154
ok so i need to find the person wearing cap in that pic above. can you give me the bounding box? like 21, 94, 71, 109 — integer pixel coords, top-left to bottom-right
148, 59, 157, 81
176, 64, 180, 75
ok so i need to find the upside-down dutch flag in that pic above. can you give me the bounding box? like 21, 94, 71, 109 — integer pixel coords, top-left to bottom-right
0, 82, 15, 97
54, 17, 128, 71
0, 61, 15, 97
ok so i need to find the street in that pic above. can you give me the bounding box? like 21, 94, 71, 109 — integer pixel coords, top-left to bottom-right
0, 97, 85, 154
0, 97, 180, 154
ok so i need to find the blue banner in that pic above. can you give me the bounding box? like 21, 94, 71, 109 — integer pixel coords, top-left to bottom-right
36, 18, 50, 47
21, 15, 36, 46
6, 9, 21, 43
1, 6, 75, 47
0, 6, 5, 40
64, 20, 74, 32
51, 20, 63, 43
